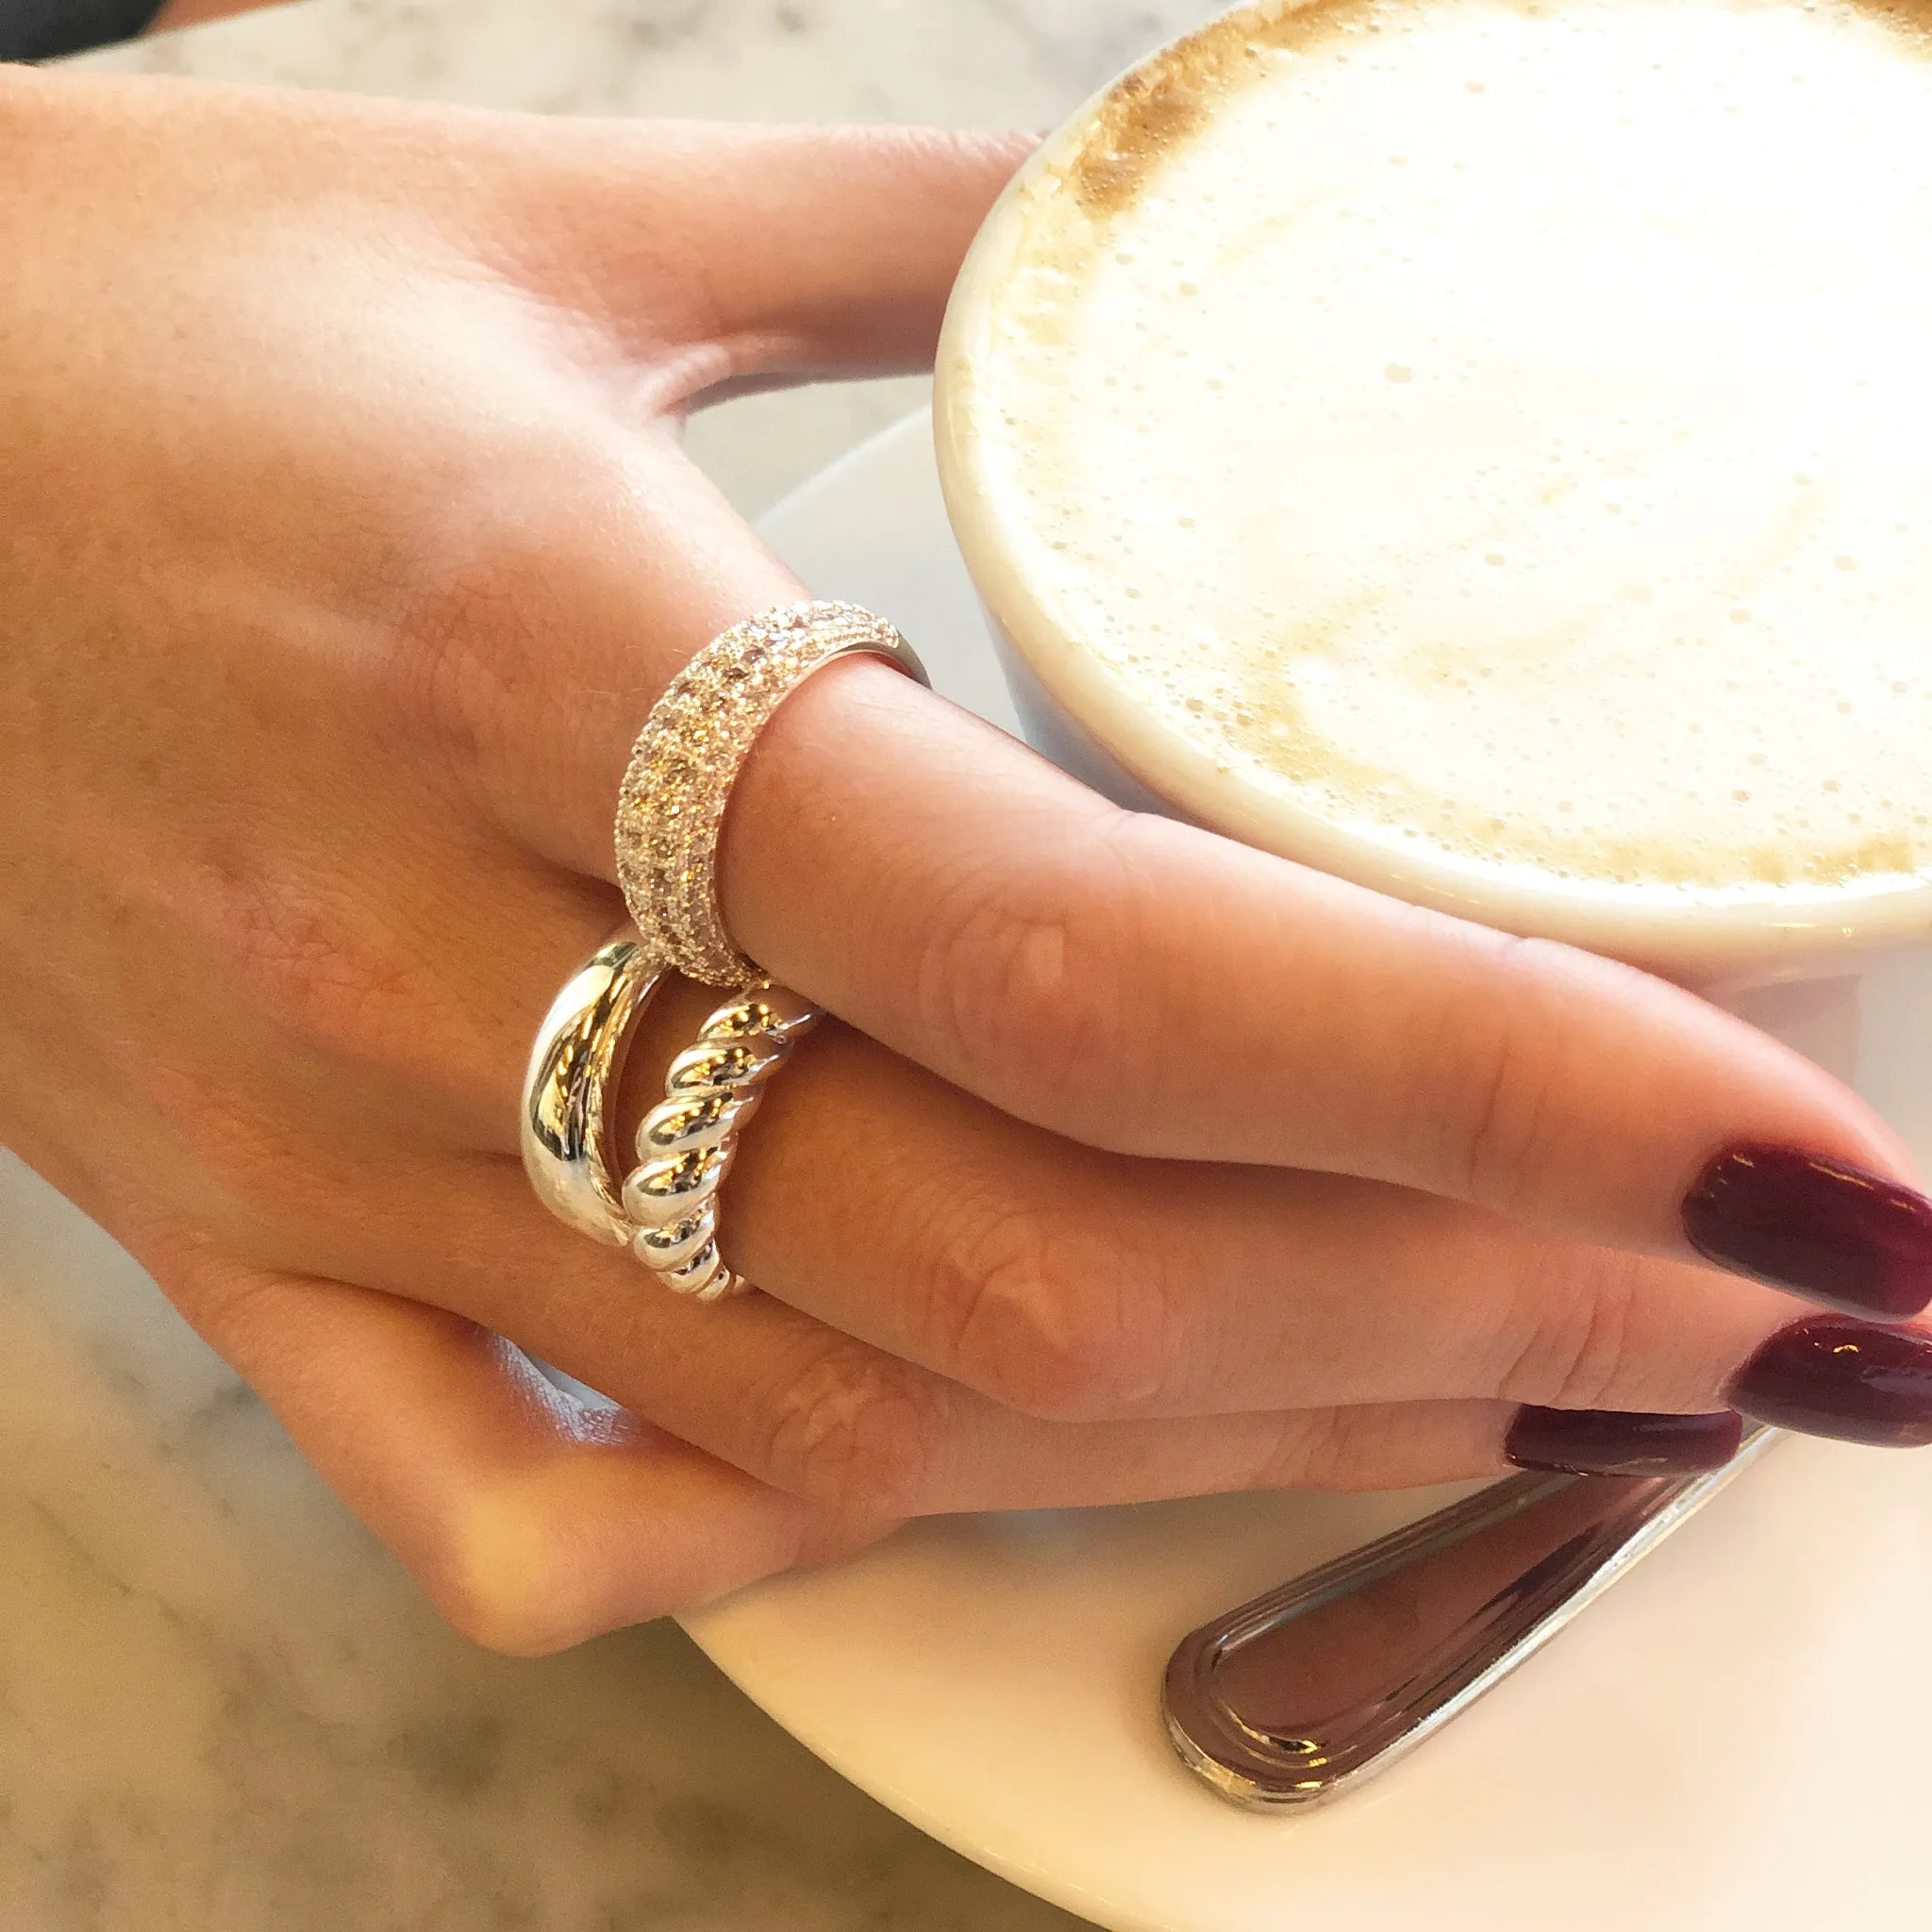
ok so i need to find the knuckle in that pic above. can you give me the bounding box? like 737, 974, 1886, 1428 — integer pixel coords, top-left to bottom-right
927, 1197, 1162, 1422
387, 527, 552, 772
427, 1482, 608, 1657
1251, 1405, 1503, 1493
1496, 1247, 1643, 1410
1441, 938, 1558, 1211
358, 413, 629, 776
374, 429, 625, 778
913, 815, 1148, 1129
197, 858, 469, 1103
758, 1347, 947, 1523
219, 884, 423, 1068
1252, 1408, 1392, 1492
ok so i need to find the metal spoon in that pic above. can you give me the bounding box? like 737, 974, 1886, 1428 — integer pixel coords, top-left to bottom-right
1163, 1425, 1780, 1807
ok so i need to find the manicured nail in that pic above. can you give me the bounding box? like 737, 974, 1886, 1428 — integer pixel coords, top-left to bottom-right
1505, 1406, 1744, 1477
1727, 1315, 1932, 1447
1682, 1143, 1932, 1320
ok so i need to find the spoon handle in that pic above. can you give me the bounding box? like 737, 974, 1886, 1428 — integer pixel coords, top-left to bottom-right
1163, 1425, 1779, 1807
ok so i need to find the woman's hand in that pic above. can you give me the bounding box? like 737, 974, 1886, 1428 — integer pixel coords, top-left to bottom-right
5, 65, 1927, 1656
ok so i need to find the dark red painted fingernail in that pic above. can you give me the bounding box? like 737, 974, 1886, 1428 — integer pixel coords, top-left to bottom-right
1504, 1406, 1744, 1477
1727, 1315, 1932, 1446
1682, 1143, 1932, 1320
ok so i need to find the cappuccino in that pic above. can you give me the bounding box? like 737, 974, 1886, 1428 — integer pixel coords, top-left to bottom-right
953, 0, 1932, 906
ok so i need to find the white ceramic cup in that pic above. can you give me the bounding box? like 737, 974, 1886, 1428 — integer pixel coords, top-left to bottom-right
932, 8, 1932, 1107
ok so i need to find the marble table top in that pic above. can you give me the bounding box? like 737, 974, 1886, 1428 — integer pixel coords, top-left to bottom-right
19, 4, 1226, 1927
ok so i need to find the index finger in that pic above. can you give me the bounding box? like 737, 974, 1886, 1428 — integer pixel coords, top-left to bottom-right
718, 657, 1932, 1321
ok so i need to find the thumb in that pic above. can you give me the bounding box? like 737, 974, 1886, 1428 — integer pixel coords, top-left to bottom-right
502, 121, 1036, 385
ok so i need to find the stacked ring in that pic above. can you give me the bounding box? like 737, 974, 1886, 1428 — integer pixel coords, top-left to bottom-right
522, 600, 926, 1304
614, 599, 928, 987
621, 980, 822, 1301
519, 928, 665, 1249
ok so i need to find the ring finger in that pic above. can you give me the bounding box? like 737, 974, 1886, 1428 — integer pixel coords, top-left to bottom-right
244, 1152, 1529, 1516
243, 974, 1841, 1465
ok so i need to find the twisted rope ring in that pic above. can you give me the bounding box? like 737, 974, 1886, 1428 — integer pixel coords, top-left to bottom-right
621, 980, 821, 1302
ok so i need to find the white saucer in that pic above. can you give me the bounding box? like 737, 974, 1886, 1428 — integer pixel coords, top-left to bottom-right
681, 409, 1932, 1932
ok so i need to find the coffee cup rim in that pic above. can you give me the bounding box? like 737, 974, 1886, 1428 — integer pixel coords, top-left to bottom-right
932, 9, 1932, 985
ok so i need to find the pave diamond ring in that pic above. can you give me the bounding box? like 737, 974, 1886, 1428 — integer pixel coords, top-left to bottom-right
614, 600, 929, 988
522, 602, 926, 1287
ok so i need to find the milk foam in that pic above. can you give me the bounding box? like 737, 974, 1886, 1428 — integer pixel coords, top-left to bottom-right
971, 0, 1932, 898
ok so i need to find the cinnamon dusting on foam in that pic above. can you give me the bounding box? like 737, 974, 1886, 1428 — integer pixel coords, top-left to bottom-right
979, 0, 1932, 903
1061, 0, 1932, 224
1062, 8, 1291, 222
1061, 0, 1446, 223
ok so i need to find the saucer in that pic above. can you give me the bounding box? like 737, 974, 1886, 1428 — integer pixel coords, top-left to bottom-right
680, 408, 1932, 1932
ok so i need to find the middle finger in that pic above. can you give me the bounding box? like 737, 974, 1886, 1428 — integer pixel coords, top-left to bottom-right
712, 660, 1926, 1313
286, 973, 1814, 1428
663, 984, 1811, 1424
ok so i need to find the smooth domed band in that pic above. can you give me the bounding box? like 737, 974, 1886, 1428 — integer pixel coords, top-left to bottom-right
519, 926, 666, 1249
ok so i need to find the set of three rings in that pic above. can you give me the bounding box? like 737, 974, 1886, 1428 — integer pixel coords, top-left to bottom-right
519, 602, 927, 1302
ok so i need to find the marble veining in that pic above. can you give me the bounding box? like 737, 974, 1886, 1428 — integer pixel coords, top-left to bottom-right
21, 1, 1230, 1926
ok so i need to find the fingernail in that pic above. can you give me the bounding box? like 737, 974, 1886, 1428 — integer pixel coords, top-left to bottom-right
1727, 1315, 1932, 1447
1682, 1143, 1932, 1320
1505, 1406, 1744, 1477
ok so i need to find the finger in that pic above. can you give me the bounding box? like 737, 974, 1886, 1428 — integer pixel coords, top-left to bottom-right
327, 1216, 1528, 1515
205, 1063, 1854, 1536
714, 1014, 1812, 1424
181, 1136, 1554, 1511
158, 1253, 857, 1654
257, 981, 1835, 1432
498, 123, 1034, 386
709, 658, 1930, 1310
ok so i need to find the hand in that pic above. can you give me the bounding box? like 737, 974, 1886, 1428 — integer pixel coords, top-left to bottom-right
5, 66, 1926, 1656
